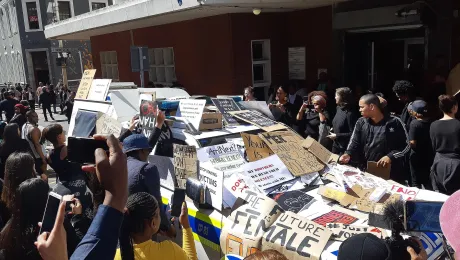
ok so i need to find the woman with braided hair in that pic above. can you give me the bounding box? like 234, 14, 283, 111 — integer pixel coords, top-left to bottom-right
115, 192, 197, 260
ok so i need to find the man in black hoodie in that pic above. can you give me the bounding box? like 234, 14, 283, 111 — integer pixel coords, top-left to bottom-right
339, 94, 410, 184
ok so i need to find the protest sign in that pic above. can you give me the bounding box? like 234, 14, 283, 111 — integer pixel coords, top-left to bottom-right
367, 161, 391, 180
241, 133, 274, 162
197, 143, 246, 172
262, 211, 332, 260
139, 100, 158, 139
238, 101, 276, 120
199, 162, 224, 210
95, 112, 122, 137
177, 99, 206, 130
242, 154, 295, 192
310, 205, 366, 227
389, 184, 419, 201
273, 190, 315, 213
317, 186, 356, 207
173, 144, 198, 188
302, 137, 339, 164
76, 69, 96, 99
212, 98, 241, 126
325, 223, 386, 241
87, 79, 111, 101
230, 110, 286, 132
258, 131, 324, 177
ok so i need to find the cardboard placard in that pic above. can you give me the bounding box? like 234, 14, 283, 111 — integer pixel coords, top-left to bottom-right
173, 144, 198, 189
326, 223, 386, 241
389, 184, 419, 201
211, 98, 241, 126
241, 154, 296, 191
199, 162, 224, 210
95, 112, 122, 137
139, 100, 158, 139
367, 161, 391, 180
302, 137, 339, 164
177, 99, 207, 130
87, 79, 111, 101
317, 186, 356, 207
241, 133, 274, 162
76, 69, 96, 99
197, 143, 246, 172
199, 111, 223, 131
221, 190, 332, 260
273, 190, 315, 213
230, 110, 286, 132
258, 131, 324, 177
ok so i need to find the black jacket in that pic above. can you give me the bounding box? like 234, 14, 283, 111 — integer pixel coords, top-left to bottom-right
0, 98, 18, 122
332, 106, 359, 153
346, 115, 409, 166
39, 92, 52, 107
272, 102, 298, 127
298, 109, 331, 140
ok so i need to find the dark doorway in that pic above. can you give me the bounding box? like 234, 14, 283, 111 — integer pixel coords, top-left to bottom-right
31, 51, 50, 86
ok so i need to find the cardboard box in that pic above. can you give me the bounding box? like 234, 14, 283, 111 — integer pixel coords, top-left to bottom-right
199, 111, 222, 130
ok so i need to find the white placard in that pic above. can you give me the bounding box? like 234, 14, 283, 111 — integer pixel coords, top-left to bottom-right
199, 162, 224, 210
177, 99, 206, 129
241, 154, 295, 191
197, 143, 246, 172
288, 47, 306, 80
87, 79, 112, 101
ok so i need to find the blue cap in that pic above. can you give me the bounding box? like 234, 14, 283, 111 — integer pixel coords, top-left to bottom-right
122, 134, 152, 153
408, 100, 427, 115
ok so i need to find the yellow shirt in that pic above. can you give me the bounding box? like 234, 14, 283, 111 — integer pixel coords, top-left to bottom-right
114, 228, 197, 260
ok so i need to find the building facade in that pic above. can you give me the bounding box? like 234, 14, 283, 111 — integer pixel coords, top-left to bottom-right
0, 0, 112, 90
43, 0, 460, 98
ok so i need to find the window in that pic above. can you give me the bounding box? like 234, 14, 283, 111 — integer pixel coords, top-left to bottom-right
148, 48, 176, 86
251, 40, 271, 99
90, 1, 107, 11
22, 0, 42, 31
56, 0, 74, 21
9, 2, 17, 34
26, 2, 39, 29
100, 51, 119, 81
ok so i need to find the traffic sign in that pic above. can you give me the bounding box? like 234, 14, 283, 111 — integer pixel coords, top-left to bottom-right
51, 47, 75, 53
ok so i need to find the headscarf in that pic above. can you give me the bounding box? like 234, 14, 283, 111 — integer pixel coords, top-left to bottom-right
14, 104, 26, 115
312, 95, 327, 108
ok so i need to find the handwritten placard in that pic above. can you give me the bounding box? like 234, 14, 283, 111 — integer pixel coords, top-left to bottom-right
211, 98, 241, 126
326, 223, 386, 241
258, 131, 324, 176
242, 154, 295, 191
230, 110, 286, 132
76, 69, 96, 99
173, 144, 198, 189
178, 99, 206, 130
87, 79, 111, 101
139, 100, 158, 139
302, 137, 339, 164
241, 133, 274, 162
95, 112, 122, 137
199, 162, 224, 210
389, 184, 419, 201
197, 143, 246, 172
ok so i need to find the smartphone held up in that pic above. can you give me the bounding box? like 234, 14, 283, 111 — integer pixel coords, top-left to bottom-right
67, 137, 109, 164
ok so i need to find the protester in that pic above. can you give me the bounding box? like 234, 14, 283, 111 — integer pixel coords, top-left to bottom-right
338, 233, 427, 260
36, 134, 128, 260
9, 104, 27, 130
122, 134, 173, 237
296, 92, 331, 142
407, 100, 434, 189
430, 95, 460, 195
339, 94, 410, 184
0, 152, 37, 230
36, 82, 43, 109
49, 84, 57, 113
0, 91, 19, 122
244, 250, 288, 260
39, 86, 55, 121
63, 91, 75, 124
244, 86, 256, 101
116, 192, 197, 260
0, 178, 49, 260
22, 111, 47, 180
25, 85, 35, 111
328, 87, 359, 155
269, 86, 297, 127
393, 80, 415, 130
0, 124, 31, 179
59, 86, 69, 113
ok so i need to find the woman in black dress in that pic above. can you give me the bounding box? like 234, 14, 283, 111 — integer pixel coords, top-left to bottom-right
296, 91, 331, 141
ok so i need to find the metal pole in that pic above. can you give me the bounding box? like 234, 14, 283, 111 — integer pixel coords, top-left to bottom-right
139, 47, 144, 88
78, 51, 84, 74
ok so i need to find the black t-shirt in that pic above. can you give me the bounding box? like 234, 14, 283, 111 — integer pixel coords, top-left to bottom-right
430, 119, 460, 155
409, 119, 433, 159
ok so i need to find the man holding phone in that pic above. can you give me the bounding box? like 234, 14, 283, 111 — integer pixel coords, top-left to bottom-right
122, 134, 175, 238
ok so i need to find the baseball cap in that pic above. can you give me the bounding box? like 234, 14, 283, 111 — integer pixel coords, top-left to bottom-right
440, 190, 460, 252
122, 134, 152, 154
408, 100, 427, 115
338, 233, 391, 260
